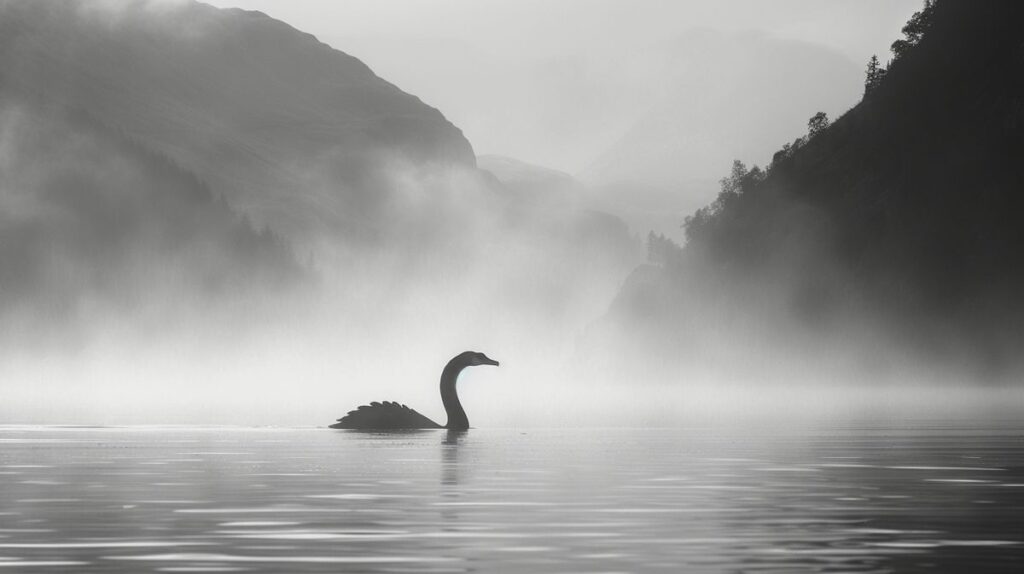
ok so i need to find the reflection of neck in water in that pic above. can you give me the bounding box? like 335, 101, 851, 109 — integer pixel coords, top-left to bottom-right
442, 429, 466, 487
440, 429, 467, 526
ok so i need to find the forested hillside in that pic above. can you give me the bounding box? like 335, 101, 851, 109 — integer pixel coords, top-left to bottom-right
607, 0, 1024, 379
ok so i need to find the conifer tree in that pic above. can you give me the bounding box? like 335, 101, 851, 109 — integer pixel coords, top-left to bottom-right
864, 55, 886, 95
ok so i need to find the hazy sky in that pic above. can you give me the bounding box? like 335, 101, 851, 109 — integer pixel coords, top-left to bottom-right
204, 0, 922, 173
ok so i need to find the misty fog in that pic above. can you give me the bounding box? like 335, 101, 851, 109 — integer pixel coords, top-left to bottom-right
0, 0, 1020, 429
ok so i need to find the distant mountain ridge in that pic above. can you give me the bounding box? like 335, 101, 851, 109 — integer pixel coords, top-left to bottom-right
478, 155, 580, 193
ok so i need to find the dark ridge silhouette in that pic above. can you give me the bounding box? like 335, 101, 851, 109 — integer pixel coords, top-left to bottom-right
329, 351, 499, 430
607, 0, 1024, 378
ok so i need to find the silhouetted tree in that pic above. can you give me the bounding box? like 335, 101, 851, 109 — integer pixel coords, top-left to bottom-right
683, 160, 766, 245
892, 0, 936, 59
683, 207, 711, 244
720, 160, 748, 197
807, 112, 829, 138
771, 144, 792, 168
890, 39, 912, 60
647, 232, 682, 266
864, 55, 886, 95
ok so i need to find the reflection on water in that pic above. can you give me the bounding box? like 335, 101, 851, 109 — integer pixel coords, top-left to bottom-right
0, 425, 1022, 572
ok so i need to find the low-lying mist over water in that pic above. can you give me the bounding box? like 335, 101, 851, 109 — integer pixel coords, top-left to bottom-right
0, 0, 635, 425
3, 2, 1024, 572
0, 0, 1023, 431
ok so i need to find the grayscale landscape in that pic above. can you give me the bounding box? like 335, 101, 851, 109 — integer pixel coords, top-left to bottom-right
0, 0, 1022, 571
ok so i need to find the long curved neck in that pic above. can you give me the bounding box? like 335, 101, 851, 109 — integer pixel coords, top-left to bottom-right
440, 358, 470, 430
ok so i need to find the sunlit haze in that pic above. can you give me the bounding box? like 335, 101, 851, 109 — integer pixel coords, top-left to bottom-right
0, 0, 1020, 428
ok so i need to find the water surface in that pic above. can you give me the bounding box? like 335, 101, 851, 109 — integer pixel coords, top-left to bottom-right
1, 425, 1022, 572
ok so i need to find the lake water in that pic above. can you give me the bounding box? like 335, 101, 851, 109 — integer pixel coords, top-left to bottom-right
1, 425, 1022, 572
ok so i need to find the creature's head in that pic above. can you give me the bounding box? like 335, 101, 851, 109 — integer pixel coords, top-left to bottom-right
459, 351, 500, 367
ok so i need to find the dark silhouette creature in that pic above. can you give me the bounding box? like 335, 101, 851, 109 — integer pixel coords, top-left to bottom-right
329, 351, 499, 430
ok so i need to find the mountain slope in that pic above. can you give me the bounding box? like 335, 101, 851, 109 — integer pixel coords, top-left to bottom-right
579, 30, 862, 240
0, 99, 300, 341
607, 0, 1024, 378
0, 0, 476, 242
0, 0, 640, 351
478, 155, 582, 196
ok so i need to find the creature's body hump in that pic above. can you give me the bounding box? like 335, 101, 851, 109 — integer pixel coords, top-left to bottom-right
329, 401, 443, 430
